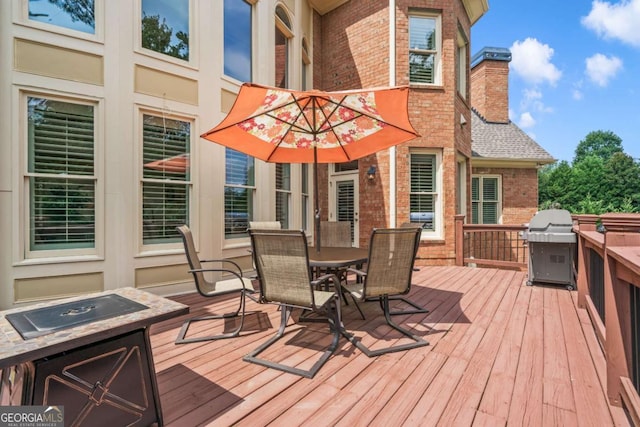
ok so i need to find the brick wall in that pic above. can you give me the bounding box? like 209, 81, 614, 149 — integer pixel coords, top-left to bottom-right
474, 167, 539, 225
315, 0, 473, 264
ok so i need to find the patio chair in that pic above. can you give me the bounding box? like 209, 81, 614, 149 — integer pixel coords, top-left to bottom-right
341, 227, 429, 357
245, 229, 346, 378
248, 221, 282, 230
175, 225, 256, 344
320, 221, 351, 247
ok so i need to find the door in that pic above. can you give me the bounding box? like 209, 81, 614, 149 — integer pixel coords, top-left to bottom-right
328, 172, 359, 247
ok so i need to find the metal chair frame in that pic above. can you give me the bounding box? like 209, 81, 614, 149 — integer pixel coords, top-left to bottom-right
342, 227, 429, 357
175, 225, 257, 344
245, 229, 348, 378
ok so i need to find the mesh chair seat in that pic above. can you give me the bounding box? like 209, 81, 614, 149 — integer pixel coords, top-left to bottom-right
175, 225, 257, 344
342, 227, 429, 357
245, 229, 349, 378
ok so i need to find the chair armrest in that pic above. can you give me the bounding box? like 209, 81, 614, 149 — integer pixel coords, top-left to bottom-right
188, 267, 253, 289
311, 273, 340, 289
198, 258, 244, 277
346, 268, 366, 278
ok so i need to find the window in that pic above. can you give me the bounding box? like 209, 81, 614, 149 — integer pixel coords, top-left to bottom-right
456, 28, 468, 98
142, 114, 191, 245
224, 0, 252, 82
276, 164, 291, 228
28, 0, 96, 34
225, 149, 255, 239
301, 164, 309, 231
409, 14, 440, 84
472, 175, 501, 224
27, 96, 96, 252
275, 5, 292, 88
409, 152, 440, 233
302, 38, 310, 90
141, 0, 189, 61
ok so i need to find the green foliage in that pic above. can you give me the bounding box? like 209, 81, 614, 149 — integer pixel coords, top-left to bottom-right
573, 130, 623, 165
539, 130, 640, 214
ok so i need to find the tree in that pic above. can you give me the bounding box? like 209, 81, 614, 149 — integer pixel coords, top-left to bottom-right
538, 161, 575, 210
602, 152, 640, 210
45, 0, 95, 27
573, 130, 623, 164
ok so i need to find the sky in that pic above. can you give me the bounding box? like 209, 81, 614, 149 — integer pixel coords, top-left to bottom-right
471, 0, 640, 163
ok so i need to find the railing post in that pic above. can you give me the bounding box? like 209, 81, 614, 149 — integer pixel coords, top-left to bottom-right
601, 213, 640, 406
455, 215, 465, 266
575, 214, 599, 308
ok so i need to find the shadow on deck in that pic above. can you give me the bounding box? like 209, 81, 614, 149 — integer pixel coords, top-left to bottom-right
149, 265, 630, 426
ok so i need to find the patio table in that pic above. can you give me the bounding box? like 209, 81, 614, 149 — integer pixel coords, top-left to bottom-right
307, 246, 368, 270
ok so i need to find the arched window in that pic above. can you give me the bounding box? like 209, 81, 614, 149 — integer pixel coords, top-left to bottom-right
275, 5, 292, 89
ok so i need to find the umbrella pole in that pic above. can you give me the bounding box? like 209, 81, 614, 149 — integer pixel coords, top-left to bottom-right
314, 146, 321, 253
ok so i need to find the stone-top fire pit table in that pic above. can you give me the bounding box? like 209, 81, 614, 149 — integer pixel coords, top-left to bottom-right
0, 287, 188, 427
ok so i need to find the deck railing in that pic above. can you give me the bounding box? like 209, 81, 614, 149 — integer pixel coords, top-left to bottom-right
575, 214, 640, 424
454, 213, 640, 423
454, 215, 528, 270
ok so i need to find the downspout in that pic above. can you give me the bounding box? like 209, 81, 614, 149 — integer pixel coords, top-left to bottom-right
389, 0, 397, 227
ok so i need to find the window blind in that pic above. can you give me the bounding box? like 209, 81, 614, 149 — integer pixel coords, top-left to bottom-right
142, 115, 190, 244
28, 97, 95, 250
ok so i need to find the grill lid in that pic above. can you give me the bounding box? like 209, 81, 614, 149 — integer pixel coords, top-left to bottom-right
528, 209, 574, 233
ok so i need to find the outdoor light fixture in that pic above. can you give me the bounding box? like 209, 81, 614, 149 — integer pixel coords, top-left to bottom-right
367, 165, 377, 181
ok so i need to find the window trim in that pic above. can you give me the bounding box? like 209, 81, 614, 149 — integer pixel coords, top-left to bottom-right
20, 90, 104, 262
136, 108, 195, 255
135, 0, 197, 67
223, 149, 255, 243
471, 174, 503, 224
19, 0, 104, 42
409, 149, 443, 239
275, 163, 291, 229
408, 12, 442, 86
456, 27, 468, 99
223, 0, 253, 83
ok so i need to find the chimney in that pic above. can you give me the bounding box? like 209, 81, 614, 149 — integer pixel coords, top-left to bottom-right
470, 47, 511, 124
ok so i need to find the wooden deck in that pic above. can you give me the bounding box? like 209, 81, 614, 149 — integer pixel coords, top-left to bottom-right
149, 266, 631, 426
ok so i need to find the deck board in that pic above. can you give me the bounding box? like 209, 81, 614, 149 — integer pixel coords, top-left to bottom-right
148, 266, 629, 426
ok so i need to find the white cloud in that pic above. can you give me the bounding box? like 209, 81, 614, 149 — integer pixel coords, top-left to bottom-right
573, 89, 584, 100
585, 53, 623, 86
520, 88, 554, 113
582, 0, 640, 47
510, 38, 562, 86
519, 112, 536, 128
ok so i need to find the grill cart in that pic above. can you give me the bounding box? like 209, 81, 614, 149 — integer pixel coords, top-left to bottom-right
523, 209, 577, 290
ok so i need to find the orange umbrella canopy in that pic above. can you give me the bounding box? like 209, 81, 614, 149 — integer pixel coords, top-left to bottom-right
201, 83, 419, 250
201, 83, 419, 164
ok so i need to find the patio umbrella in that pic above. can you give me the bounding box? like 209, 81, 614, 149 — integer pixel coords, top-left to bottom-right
201, 82, 419, 251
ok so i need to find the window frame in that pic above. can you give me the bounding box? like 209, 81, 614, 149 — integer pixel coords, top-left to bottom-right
223, 0, 253, 83
408, 12, 442, 86
21, 91, 104, 261
20, 0, 104, 42
456, 27, 468, 99
224, 148, 255, 241
275, 163, 291, 229
136, 0, 196, 66
409, 149, 443, 239
471, 174, 502, 224
274, 4, 293, 89
138, 110, 194, 252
